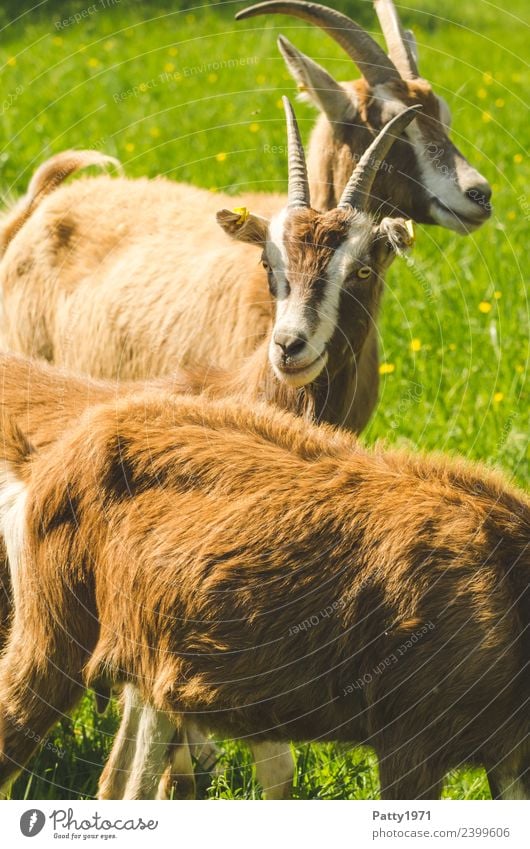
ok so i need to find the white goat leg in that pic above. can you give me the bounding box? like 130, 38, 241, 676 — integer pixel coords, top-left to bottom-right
119, 702, 181, 800
250, 741, 295, 799
98, 684, 144, 799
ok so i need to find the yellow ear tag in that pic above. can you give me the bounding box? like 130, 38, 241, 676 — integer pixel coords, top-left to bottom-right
405, 219, 416, 243
232, 206, 249, 225
298, 83, 308, 93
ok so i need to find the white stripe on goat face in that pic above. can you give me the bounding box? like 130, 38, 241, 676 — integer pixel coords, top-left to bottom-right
265, 208, 373, 387
372, 82, 492, 234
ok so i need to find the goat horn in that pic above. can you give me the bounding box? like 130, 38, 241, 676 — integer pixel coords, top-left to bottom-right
338, 105, 421, 211
373, 0, 419, 79
236, 1, 400, 87
283, 96, 310, 208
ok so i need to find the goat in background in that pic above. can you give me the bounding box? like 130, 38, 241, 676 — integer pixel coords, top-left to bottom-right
236, 0, 492, 231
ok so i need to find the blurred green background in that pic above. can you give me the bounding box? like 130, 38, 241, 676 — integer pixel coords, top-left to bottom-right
0, 0, 528, 799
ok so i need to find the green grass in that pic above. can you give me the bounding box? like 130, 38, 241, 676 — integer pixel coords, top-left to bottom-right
1, 0, 528, 800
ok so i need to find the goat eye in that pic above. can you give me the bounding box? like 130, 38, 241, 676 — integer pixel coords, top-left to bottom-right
262, 259, 270, 272
357, 266, 371, 279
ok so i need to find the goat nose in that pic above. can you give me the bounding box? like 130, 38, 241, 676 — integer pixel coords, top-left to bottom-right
274, 332, 307, 358
465, 185, 492, 208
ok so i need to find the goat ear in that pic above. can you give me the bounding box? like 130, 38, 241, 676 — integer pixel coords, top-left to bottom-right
216, 209, 269, 245
379, 217, 415, 255
278, 35, 356, 125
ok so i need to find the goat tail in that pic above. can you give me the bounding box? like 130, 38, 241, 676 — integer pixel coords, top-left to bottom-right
0, 149, 122, 255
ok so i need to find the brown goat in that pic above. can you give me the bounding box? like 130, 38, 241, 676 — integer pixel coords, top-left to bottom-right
0, 392, 527, 800
0, 351, 302, 799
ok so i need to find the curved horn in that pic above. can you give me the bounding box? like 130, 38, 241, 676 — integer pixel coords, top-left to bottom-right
373, 0, 418, 79
236, 1, 400, 87
338, 105, 421, 211
283, 96, 310, 208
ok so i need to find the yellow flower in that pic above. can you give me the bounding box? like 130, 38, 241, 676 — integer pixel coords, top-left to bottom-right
511, 72, 521, 83
149, 127, 160, 138
207, 73, 218, 83
164, 62, 175, 73
6, 56, 16, 66
379, 363, 395, 375
495, 98, 505, 108
449, 343, 456, 351
257, 74, 267, 85
104, 39, 116, 52
87, 57, 100, 69
410, 338, 421, 352
477, 88, 487, 99
276, 98, 284, 109
53, 36, 63, 46
507, 211, 516, 221
479, 301, 492, 313
249, 122, 260, 133
494, 290, 502, 300
513, 153, 523, 164
215, 152, 227, 163
482, 111, 492, 123
515, 364, 524, 374
139, 82, 148, 93
125, 142, 135, 153
483, 72, 493, 85
168, 47, 178, 57
493, 392, 504, 403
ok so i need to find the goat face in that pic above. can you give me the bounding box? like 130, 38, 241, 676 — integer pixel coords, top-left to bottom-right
216, 207, 411, 388
237, 1, 492, 234
359, 77, 492, 234
217, 98, 417, 389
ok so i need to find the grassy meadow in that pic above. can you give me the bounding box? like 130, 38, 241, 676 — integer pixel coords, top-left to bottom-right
0, 0, 528, 799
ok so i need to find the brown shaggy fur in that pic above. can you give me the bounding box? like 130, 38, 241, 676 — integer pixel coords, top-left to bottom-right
0, 394, 527, 799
